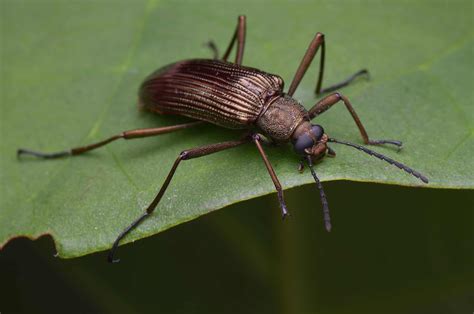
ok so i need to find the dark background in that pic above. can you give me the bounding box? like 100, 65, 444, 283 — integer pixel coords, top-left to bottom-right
2, 182, 472, 313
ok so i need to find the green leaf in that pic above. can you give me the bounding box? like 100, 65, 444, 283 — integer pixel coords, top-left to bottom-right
1, 0, 472, 258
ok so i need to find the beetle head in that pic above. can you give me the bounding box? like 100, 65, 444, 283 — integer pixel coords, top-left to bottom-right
292, 122, 329, 160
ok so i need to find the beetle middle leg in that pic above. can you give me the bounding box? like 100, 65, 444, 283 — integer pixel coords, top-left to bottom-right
109, 132, 290, 262
108, 136, 252, 263
308, 92, 402, 147
287, 32, 369, 97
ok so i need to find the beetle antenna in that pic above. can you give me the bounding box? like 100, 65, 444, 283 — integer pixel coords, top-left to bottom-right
328, 138, 429, 184
306, 155, 332, 232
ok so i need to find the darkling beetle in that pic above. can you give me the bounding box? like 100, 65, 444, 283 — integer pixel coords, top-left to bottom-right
18, 16, 428, 262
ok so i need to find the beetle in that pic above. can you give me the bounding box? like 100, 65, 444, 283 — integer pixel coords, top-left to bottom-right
18, 16, 428, 263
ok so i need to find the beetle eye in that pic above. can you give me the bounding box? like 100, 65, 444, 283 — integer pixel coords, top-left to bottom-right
311, 125, 324, 140
294, 133, 314, 155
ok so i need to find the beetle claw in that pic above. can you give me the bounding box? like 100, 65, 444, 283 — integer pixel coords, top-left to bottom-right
297, 162, 305, 173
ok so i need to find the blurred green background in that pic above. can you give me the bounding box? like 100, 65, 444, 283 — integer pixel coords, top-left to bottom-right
1, 0, 473, 313
2, 183, 473, 313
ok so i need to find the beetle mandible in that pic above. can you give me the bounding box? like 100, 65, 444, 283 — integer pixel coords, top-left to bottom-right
18, 16, 428, 262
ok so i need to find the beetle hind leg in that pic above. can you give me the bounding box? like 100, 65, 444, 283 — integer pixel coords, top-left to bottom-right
17, 121, 204, 159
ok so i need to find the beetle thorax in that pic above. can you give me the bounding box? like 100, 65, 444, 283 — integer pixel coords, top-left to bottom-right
257, 95, 309, 142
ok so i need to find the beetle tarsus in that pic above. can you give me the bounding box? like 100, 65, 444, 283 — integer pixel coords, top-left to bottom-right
325, 220, 332, 232
278, 190, 290, 219
317, 69, 370, 95
17, 148, 71, 159
108, 256, 120, 264
368, 139, 403, 148
297, 161, 305, 173
327, 146, 336, 157
205, 40, 219, 59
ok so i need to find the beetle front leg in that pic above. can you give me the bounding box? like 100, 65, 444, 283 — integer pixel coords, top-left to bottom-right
252, 134, 289, 218
222, 15, 246, 65
308, 92, 402, 148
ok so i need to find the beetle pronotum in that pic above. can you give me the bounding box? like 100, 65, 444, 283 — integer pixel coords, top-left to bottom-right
18, 16, 428, 262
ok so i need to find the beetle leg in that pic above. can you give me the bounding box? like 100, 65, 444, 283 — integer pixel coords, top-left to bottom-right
252, 134, 289, 219
317, 69, 369, 95
287, 32, 368, 97
17, 121, 204, 159
308, 92, 403, 148
288, 32, 325, 97
108, 135, 252, 263
222, 15, 246, 65
327, 146, 336, 157
297, 159, 305, 173
205, 40, 219, 59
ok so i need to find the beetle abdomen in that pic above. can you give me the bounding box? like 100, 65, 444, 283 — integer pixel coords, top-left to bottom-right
139, 59, 284, 128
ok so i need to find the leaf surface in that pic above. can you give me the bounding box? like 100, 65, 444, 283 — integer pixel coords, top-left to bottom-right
1, 0, 472, 257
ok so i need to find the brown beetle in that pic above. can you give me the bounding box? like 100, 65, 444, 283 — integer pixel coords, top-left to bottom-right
18, 16, 428, 263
